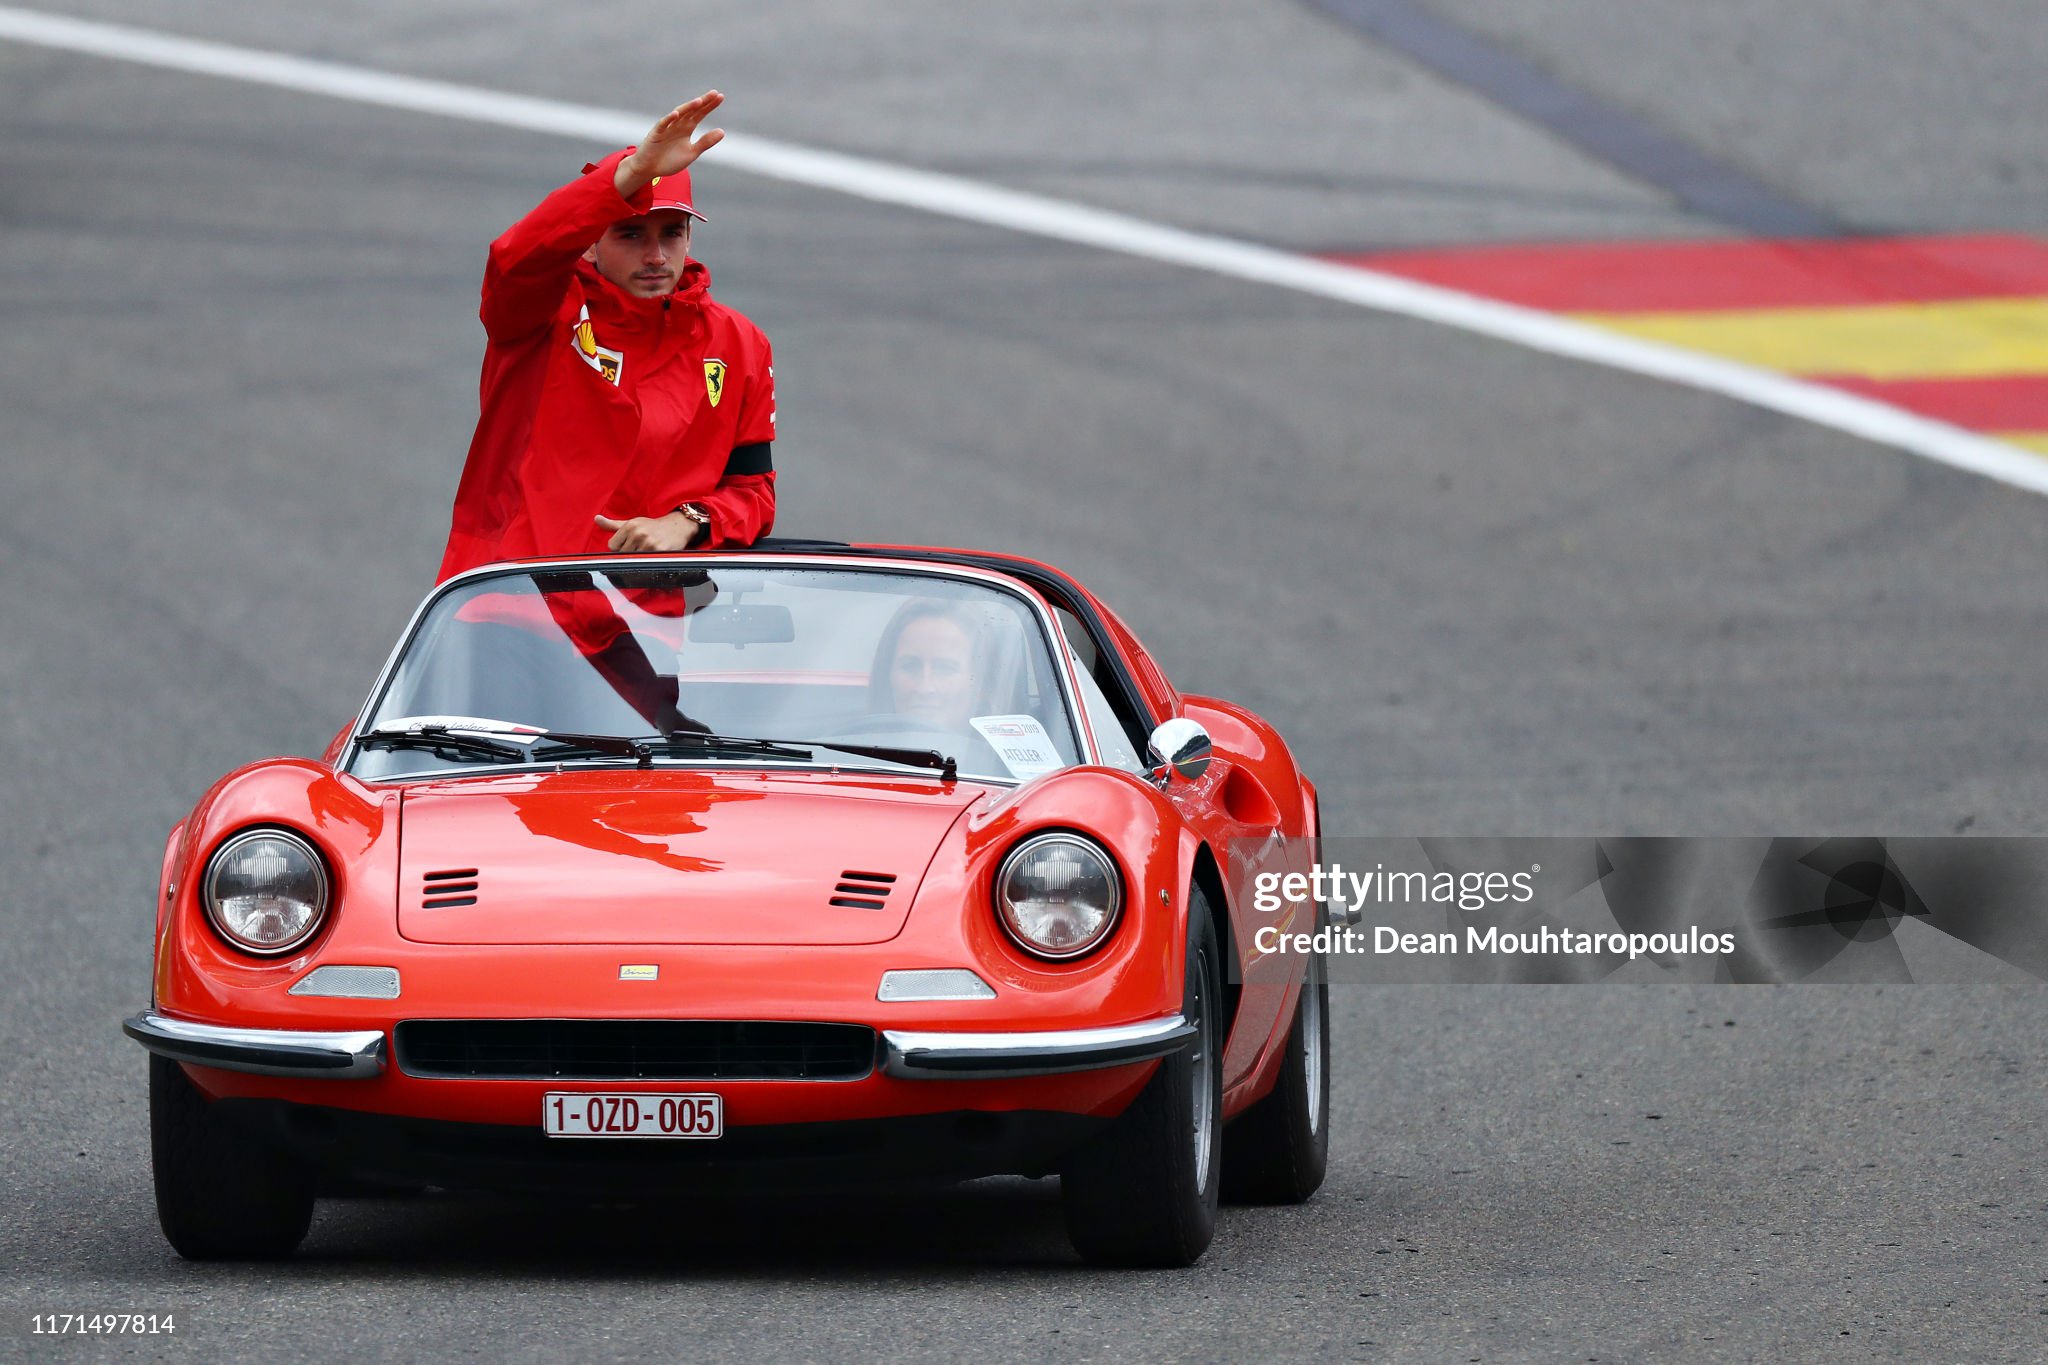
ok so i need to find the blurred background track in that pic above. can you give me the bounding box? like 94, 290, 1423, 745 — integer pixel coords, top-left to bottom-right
1340, 235, 2048, 454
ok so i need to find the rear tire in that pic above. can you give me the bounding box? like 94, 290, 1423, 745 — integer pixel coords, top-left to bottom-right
1221, 939, 1329, 1204
150, 1054, 315, 1260
1061, 897, 1223, 1267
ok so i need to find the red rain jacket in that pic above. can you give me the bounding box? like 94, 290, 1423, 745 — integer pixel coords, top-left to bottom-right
439, 149, 776, 582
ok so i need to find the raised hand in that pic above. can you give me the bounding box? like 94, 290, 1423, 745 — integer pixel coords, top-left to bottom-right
615, 92, 726, 199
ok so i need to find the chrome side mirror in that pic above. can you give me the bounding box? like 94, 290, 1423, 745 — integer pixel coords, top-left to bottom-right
1147, 718, 1212, 783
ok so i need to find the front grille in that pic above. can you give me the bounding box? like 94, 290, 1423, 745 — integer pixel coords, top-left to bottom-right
394, 1020, 877, 1081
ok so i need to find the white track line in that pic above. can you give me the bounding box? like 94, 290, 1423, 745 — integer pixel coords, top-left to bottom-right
5, 4, 2045, 497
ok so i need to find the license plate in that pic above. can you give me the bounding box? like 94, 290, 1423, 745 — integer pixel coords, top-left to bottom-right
543, 1092, 723, 1139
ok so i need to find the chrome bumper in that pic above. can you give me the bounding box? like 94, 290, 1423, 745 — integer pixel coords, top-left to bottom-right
123, 1011, 386, 1079
122, 1010, 1188, 1084
881, 1014, 1194, 1080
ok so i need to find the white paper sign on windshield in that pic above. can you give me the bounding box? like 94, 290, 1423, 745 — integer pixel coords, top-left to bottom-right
970, 715, 1064, 779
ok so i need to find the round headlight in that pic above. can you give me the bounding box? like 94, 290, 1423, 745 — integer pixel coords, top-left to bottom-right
203, 829, 330, 955
994, 833, 1122, 960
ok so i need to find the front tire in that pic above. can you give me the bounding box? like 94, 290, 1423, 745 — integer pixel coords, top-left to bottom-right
1061, 896, 1223, 1267
149, 1054, 315, 1259
1220, 937, 1329, 1204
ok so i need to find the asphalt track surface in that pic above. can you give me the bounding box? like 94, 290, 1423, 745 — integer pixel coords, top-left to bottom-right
2, 3, 2046, 1361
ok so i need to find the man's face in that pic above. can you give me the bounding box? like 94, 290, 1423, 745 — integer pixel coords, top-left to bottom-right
584, 209, 693, 297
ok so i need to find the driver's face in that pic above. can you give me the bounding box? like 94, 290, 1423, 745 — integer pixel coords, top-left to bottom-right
583, 209, 693, 298
891, 616, 975, 730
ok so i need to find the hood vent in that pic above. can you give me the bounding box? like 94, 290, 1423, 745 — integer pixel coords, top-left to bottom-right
422, 868, 480, 909
830, 869, 897, 911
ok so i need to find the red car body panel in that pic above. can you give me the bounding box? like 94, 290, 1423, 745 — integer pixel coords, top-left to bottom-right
143, 547, 1318, 1169
392, 772, 975, 946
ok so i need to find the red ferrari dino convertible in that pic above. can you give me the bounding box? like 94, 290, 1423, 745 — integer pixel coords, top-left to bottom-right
127, 544, 1327, 1266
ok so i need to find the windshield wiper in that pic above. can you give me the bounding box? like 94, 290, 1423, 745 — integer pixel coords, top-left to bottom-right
360, 719, 651, 767
527, 731, 656, 763
658, 732, 957, 778
658, 732, 815, 764
470, 730, 808, 769
359, 725, 532, 764
773, 739, 958, 782
360, 719, 951, 778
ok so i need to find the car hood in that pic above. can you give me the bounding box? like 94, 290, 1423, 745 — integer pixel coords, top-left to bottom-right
394, 769, 984, 946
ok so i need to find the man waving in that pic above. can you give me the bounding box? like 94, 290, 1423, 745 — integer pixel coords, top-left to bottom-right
439, 91, 777, 581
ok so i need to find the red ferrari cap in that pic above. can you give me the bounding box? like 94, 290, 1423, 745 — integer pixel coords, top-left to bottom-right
645, 168, 707, 223
582, 156, 708, 222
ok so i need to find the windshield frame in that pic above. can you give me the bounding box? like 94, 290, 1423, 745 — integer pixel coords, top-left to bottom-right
340, 555, 1098, 784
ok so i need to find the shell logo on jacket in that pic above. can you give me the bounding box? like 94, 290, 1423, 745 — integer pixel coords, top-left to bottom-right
572, 306, 625, 386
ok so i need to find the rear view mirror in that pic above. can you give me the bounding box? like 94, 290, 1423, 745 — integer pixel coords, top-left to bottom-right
687, 604, 795, 646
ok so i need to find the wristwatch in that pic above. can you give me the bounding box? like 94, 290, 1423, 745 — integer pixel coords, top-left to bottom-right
676, 503, 712, 535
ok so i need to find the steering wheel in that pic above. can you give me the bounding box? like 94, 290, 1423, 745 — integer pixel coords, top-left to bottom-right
826, 712, 960, 739
817, 713, 1006, 773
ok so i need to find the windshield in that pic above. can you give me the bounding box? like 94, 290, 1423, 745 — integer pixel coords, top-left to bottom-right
351, 564, 1086, 783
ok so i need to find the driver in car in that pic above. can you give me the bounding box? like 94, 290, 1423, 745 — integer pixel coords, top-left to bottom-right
875, 600, 985, 732
860, 599, 1069, 780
